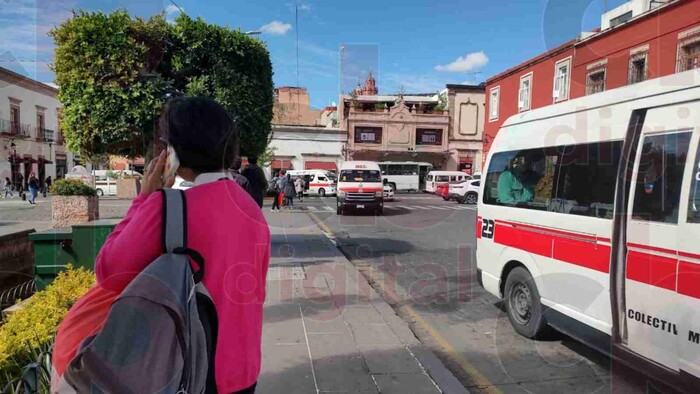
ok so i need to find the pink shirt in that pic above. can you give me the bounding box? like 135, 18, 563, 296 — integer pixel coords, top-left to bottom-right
95, 176, 270, 393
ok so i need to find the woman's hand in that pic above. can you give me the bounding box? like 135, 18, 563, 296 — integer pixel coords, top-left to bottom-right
141, 150, 176, 195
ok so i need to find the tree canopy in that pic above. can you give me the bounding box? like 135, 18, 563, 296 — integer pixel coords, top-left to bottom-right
50, 10, 274, 159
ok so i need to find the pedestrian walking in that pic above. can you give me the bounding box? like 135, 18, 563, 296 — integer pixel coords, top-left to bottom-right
230, 157, 254, 197
270, 172, 285, 212
3, 177, 13, 198
93, 97, 269, 394
27, 172, 39, 205
241, 156, 268, 208
283, 173, 296, 208
295, 176, 305, 202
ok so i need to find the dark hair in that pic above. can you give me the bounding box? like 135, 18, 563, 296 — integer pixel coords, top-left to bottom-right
158, 97, 237, 173
248, 156, 258, 165
231, 157, 242, 171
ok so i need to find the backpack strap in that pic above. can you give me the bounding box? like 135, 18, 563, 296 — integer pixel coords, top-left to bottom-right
161, 188, 206, 284
161, 188, 187, 252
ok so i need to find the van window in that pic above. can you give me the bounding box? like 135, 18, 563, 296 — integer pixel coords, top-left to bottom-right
688, 142, 700, 223
427, 175, 434, 181
436, 175, 449, 182
340, 170, 381, 183
632, 131, 691, 223
318, 176, 327, 181
484, 147, 559, 210
552, 141, 622, 219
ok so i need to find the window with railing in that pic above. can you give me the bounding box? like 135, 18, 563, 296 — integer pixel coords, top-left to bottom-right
628, 54, 647, 85
1, 119, 32, 138
38, 128, 55, 142
586, 69, 606, 95
678, 40, 700, 72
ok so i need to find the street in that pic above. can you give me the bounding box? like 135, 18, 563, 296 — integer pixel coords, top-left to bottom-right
295, 193, 677, 394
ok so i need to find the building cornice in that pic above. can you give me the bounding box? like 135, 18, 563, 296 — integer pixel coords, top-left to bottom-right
0, 67, 58, 98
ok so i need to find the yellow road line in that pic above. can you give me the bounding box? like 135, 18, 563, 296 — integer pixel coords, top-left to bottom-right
305, 210, 502, 394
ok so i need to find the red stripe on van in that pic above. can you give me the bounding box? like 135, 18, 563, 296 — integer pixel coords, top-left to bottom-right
678, 261, 700, 299
627, 242, 677, 256
309, 183, 331, 187
497, 220, 598, 241
476, 216, 482, 239
552, 238, 611, 274
626, 250, 677, 291
678, 251, 700, 260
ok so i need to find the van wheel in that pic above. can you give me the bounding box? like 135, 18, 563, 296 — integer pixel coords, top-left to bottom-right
457, 196, 466, 204
96, 189, 104, 197
466, 193, 478, 204
319, 188, 326, 197
442, 196, 450, 201
504, 267, 549, 339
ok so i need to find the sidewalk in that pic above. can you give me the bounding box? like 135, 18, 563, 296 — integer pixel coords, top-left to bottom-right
259, 211, 468, 394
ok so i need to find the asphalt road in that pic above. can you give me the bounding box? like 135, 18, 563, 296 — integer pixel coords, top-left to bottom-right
298, 192, 678, 394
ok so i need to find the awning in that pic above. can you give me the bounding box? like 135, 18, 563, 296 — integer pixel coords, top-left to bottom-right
133, 157, 145, 166
305, 161, 336, 171
270, 160, 293, 170
459, 156, 473, 164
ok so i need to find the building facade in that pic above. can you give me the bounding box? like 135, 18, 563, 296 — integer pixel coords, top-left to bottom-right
266, 124, 347, 178
0, 67, 76, 189
444, 84, 485, 173
273, 86, 324, 126
484, 0, 700, 161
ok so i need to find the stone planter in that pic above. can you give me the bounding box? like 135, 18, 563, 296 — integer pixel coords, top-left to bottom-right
116, 178, 141, 199
51, 195, 99, 228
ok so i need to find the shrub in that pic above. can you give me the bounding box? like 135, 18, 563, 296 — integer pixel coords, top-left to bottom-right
49, 179, 97, 196
0, 266, 95, 384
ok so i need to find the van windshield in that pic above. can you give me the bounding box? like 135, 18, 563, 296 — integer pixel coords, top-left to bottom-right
340, 170, 381, 183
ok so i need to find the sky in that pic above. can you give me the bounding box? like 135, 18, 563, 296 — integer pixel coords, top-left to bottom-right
0, 0, 629, 108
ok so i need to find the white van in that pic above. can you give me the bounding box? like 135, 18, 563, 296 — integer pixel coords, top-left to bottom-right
286, 169, 337, 197
336, 161, 383, 215
477, 69, 700, 392
424, 171, 471, 193
93, 170, 143, 197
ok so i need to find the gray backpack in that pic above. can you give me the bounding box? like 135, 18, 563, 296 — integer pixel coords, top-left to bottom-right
60, 189, 218, 394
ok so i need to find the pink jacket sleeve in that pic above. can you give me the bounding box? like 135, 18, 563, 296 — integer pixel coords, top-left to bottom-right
95, 192, 163, 291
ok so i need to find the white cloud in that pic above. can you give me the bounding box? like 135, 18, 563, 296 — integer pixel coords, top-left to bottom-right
384, 73, 444, 94
299, 3, 312, 11
435, 51, 488, 72
260, 21, 293, 35
165, 4, 183, 16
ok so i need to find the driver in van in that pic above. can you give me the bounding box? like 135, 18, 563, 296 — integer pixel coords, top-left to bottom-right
497, 155, 537, 204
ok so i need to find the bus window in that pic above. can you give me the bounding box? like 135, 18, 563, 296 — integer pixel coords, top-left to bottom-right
632, 132, 691, 223
688, 142, 700, 223
552, 141, 622, 219
484, 148, 559, 210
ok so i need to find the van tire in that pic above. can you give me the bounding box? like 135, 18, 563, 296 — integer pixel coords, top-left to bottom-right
504, 267, 549, 339
319, 188, 326, 197
96, 189, 104, 197
442, 196, 450, 201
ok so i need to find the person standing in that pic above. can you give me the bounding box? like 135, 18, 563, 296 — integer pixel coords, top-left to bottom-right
230, 158, 253, 197
44, 176, 52, 196
17, 173, 24, 195
27, 172, 39, 205
241, 156, 268, 208
294, 176, 304, 202
3, 177, 13, 198
282, 173, 296, 208
270, 172, 284, 212
95, 97, 269, 394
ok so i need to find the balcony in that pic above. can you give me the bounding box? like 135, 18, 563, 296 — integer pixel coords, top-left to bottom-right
0, 119, 32, 138
37, 128, 55, 142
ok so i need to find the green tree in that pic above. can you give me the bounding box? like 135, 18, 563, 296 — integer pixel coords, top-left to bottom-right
50, 10, 274, 159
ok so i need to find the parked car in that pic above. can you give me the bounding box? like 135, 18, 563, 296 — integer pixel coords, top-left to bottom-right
449, 179, 480, 204
435, 182, 450, 201
383, 184, 394, 201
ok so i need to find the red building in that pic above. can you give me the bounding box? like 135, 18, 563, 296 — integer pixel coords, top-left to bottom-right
484, 0, 700, 161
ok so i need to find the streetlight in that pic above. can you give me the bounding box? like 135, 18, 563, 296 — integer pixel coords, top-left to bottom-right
245, 30, 262, 35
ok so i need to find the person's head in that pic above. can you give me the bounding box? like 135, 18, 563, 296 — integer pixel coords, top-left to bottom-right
158, 97, 237, 181
5, 177, 9, 182
231, 157, 243, 171
30, 172, 35, 177
248, 156, 258, 166
286, 173, 291, 180
279, 170, 286, 177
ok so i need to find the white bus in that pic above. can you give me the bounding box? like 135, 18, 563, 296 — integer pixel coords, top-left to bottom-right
476, 69, 700, 392
378, 162, 432, 192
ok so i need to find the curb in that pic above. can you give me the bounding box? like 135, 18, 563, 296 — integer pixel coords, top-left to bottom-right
305, 210, 471, 394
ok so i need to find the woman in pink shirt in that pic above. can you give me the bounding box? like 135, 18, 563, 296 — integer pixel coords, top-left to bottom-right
95, 97, 270, 394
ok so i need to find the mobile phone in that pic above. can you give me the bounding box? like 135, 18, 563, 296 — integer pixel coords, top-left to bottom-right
163, 145, 180, 182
